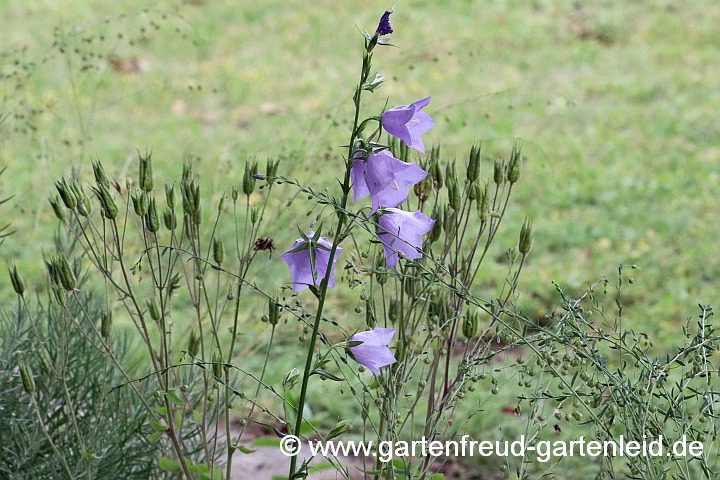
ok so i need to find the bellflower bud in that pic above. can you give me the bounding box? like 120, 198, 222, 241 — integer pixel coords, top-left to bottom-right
19, 362, 35, 394
519, 217, 533, 255
92, 160, 110, 190
213, 238, 224, 265
9, 264, 25, 296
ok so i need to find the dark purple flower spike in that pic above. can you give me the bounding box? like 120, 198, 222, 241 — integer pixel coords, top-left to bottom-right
281, 231, 343, 292
351, 150, 428, 213
382, 97, 436, 153
349, 327, 397, 375
377, 208, 435, 268
375, 11, 393, 36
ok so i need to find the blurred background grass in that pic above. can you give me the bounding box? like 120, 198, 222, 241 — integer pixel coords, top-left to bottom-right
1, 0, 719, 477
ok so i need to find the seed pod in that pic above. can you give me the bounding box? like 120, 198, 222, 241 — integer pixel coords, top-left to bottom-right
477, 183, 489, 223
213, 238, 224, 265
92, 160, 111, 190
519, 217, 533, 255
78, 195, 93, 217
508, 144, 522, 184
165, 183, 176, 209
55, 178, 77, 209
8, 264, 25, 297
466, 143, 481, 183
132, 190, 148, 216
414, 167, 432, 202
163, 208, 177, 230
431, 160, 443, 191
242, 161, 257, 196
493, 160, 505, 185
101, 310, 113, 339
388, 299, 400, 324
429, 205, 443, 243
462, 311, 479, 339
212, 352, 223, 380
467, 181, 479, 201
192, 204, 202, 226
447, 178, 460, 211
56, 254, 76, 292
53, 283, 66, 306
139, 153, 153, 192
375, 254, 387, 285
19, 362, 35, 394
266, 158, 280, 185
71, 182, 85, 211
326, 419, 352, 441
268, 297, 280, 325
251, 206, 259, 224
146, 298, 161, 322
48, 195, 66, 222
188, 330, 200, 357
443, 205, 456, 237
365, 299, 376, 329
145, 198, 160, 233
93, 183, 118, 220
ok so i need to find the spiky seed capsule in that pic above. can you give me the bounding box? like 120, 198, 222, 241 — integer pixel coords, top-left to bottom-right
8, 264, 25, 296
49, 195, 66, 222
56, 255, 76, 291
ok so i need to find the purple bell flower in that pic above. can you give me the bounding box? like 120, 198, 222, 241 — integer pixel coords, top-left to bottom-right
382, 97, 435, 153
281, 232, 343, 292
377, 208, 435, 268
351, 150, 428, 213
349, 327, 397, 376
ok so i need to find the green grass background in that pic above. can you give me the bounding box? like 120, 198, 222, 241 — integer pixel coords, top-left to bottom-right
1, 0, 719, 477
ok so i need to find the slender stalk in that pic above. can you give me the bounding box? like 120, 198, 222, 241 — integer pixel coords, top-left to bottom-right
30, 395, 75, 480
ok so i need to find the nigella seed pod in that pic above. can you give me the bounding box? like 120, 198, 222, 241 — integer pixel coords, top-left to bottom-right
92, 160, 110, 190
165, 183, 176, 210
212, 352, 223, 380
19, 362, 35, 394
163, 208, 177, 230
478, 184, 490, 223
365, 299, 376, 329
462, 312, 478, 339
8, 264, 25, 296
388, 299, 400, 324
493, 160, 505, 185
101, 310, 113, 339
145, 198, 160, 233
508, 144, 522, 184
56, 254, 76, 291
188, 330, 200, 357
213, 238, 224, 265
49, 195, 66, 222
146, 298, 160, 322
139, 153, 153, 192
55, 178, 77, 209
519, 217, 533, 255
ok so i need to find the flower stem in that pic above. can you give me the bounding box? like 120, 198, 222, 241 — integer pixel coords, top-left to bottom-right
288, 38, 375, 479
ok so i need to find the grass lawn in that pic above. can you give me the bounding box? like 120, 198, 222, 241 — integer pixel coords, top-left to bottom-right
1, 0, 719, 478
